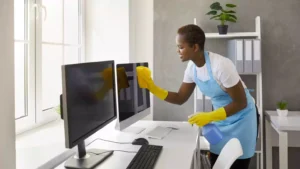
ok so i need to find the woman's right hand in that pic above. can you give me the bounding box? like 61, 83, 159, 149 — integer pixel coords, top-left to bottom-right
136, 66, 168, 100
136, 66, 154, 89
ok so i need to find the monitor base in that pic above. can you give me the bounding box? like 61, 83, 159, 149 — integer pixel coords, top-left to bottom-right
122, 126, 145, 134
64, 149, 113, 169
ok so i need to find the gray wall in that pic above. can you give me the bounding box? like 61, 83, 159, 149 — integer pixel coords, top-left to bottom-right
0, 0, 16, 168
154, 0, 300, 168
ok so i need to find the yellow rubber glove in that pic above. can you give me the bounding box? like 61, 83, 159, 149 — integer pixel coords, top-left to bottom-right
188, 107, 227, 127
136, 66, 168, 100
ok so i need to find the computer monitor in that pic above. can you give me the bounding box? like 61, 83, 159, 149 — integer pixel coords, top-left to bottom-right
61, 60, 117, 169
115, 62, 150, 133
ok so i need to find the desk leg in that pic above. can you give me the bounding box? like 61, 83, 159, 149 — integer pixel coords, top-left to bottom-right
265, 120, 272, 169
279, 131, 288, 169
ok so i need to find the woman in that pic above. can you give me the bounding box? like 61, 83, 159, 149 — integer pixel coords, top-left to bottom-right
136, 24, 258, 169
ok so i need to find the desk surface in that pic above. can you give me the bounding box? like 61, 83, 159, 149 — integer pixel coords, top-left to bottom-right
55, 120, 209, 169
265, 111, 300, 131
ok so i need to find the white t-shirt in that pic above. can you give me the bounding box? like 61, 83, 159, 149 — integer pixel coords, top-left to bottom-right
183, 51, 247, 91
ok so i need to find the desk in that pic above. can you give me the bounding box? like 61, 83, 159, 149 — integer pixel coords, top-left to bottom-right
265, 111, 300, 169
55, 120, 209, 169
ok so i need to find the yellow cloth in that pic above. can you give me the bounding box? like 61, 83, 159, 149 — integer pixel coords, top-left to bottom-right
136, 66, 168, 100
188, 107, 227, 127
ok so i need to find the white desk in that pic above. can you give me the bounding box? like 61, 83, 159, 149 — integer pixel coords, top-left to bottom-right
54, 120, 209, 169
265, 110, 300, 169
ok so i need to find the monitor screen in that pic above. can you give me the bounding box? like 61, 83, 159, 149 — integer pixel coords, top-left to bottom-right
116, 63, 150, 122
62, 61, 117, 148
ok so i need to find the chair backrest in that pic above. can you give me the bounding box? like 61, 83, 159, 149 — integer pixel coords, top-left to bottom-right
212, 138, 243, 169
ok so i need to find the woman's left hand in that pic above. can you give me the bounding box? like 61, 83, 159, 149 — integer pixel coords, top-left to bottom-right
188, 107, 227, 127
188, 112, 212, 127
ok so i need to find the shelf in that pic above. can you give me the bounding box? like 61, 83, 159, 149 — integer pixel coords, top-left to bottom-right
239, 72, 261, 75
205, 32, 259, 39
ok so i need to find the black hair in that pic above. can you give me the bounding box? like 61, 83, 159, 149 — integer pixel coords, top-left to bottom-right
177, 24, 205, 50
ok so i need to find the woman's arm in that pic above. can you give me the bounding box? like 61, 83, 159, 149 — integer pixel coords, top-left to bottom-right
224, 80, 247, 117
164, 82, 196, 105
136, 66, 196, 105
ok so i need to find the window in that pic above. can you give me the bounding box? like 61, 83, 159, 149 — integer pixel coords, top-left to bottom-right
15, 0, 36, 133
15, 0, 84, 134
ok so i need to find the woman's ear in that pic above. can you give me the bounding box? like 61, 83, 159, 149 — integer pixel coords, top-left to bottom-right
193, 44, 200, 52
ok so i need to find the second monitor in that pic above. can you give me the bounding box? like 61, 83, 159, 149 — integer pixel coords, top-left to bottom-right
115, 62, 150, 133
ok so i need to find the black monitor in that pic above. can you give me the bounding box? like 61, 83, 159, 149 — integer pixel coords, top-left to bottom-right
115, 62, 150, 132
61, 60, 117, 169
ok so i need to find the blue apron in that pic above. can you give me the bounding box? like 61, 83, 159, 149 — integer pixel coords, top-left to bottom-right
193, 51, 257, 159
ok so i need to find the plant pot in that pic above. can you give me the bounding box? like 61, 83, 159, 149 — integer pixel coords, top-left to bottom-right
217, 25, 228, 34
277, 109, 288, 117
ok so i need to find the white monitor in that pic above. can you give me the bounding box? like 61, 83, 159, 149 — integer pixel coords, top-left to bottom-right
115, 62, 150, 134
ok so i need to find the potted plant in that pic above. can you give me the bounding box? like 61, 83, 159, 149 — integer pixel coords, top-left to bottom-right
206, 2, 237, 35
276, 100, 288, 117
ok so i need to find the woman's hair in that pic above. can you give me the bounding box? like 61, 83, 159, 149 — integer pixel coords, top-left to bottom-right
177, 24, 205, 51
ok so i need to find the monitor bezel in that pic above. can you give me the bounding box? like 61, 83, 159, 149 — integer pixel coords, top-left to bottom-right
62, 60, 117, 148
115, 62, 150, 131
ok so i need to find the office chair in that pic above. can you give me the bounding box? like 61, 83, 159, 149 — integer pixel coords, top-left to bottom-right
212, 138, 243, 169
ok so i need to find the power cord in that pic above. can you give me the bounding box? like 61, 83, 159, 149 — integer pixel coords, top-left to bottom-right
86, 138, 137, 156
92, 138, 132, 144
88, 150, 137, 156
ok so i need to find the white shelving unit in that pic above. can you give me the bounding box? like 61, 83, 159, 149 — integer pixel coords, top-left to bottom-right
205, 32, 259, 39
193, 16, 263, 169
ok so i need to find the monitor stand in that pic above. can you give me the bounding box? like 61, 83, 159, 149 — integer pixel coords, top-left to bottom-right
65, 141, 113, 169
115, 121, 146, 134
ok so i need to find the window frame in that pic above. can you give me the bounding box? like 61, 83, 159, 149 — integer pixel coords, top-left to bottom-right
15, 0, 37, 134
15, 0, 85, 134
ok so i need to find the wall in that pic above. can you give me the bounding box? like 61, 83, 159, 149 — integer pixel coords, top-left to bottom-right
153, 0, 200, 121
85, 0, 154, 120
85, 0, 129, 64
129, 0, 154, 120
0, 0, 16, 168
154, 0, 300, 168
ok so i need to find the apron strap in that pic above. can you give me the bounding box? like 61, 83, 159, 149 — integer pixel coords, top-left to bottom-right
204, 51, 214, 79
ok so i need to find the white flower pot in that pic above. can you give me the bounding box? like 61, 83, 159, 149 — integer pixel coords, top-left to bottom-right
277, 109, 288, 117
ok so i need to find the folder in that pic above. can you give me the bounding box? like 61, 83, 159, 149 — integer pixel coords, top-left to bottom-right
244, 39, 253, 73
227, 39, 244, 73
252, 39, 261, 73
196, 87, 204, 112
204, 96, 213, 112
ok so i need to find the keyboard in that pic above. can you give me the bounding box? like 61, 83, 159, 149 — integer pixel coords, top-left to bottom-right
146, 126, 173, 139
126, 145, 163, 169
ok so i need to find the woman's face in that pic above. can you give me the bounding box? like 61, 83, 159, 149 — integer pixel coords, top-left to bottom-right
176, 34, 195, 62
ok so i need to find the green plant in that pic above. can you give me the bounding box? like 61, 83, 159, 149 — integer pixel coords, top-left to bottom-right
277, 100, 288, 110
55, 105, 61, 115
206, 2, 237, 26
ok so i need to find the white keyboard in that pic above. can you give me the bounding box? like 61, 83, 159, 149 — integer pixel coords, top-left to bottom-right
146, 126, 173, 139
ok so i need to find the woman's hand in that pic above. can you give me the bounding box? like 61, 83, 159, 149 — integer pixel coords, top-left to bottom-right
136, 66, 168, 100
188, 107, 227, 127
136, 66, 154, 89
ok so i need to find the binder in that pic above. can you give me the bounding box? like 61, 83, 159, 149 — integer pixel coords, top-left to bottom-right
204, 96, 213, 112
244, 39, 253, 73
196, 87, 204, 112
252, 39, 261, 73
227, 39, 244, 73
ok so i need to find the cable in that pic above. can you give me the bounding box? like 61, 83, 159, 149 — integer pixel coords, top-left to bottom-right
91, 138, 132, 145
88, 150, 137, 156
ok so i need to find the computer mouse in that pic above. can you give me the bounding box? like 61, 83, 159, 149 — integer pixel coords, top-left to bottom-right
132, 138, 149, 145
